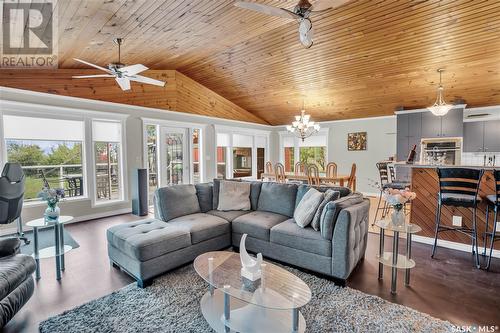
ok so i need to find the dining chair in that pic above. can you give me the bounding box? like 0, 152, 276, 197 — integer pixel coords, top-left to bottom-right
274, 163, 286, 183
307, 164, 320, 186
483, 169, 499, 270
265, 161, 273, 174
294, 161, 307, 175
347, 163, 357, 191
326, 162, 337, 178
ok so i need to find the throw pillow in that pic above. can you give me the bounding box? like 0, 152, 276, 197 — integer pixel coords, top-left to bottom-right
217, 180, 251, 211
311, 190, 340, 231
320, 192, 364, 240
293, 188, 324, 228
212, 178, 241, 210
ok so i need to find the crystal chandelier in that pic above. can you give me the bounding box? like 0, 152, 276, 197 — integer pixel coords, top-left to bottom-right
427, 69, 453, 116
286, 106, 320, 142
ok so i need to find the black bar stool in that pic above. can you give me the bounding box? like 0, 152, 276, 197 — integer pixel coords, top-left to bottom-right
372, 162, 410, 225
483, 170, 499, 270
432, 168, 484, 268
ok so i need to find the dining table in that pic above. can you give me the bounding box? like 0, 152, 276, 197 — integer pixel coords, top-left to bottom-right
261, 172, 354, 190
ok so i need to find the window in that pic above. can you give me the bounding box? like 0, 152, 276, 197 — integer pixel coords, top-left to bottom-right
192, 129, 201, 184
3, 115, 85, 201
92, 120, 123, 202
216, 133, 229, 179
283, 136, 295, 172
255, 136, 266, 179
232, 134, 253, 178
298, 133, 327, 172
146, 125, 158, 205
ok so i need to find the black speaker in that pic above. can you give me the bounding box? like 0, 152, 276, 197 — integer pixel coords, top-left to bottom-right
132, 168, 148, 216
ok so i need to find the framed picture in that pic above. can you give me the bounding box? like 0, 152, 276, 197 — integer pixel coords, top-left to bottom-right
347, 132, 367, 151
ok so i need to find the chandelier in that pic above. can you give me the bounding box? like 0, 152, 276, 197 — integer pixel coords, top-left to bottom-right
286, 107, 320, 142
427, 68, 453, 116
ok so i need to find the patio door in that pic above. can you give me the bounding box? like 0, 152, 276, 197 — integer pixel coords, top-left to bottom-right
159, 127, 189, 186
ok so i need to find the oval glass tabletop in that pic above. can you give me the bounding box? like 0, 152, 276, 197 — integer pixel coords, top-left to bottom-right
26, 216, 74, 228
194, 251, 312, 310
375, 219, 422, 234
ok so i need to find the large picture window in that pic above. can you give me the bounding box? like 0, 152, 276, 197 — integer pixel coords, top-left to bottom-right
92, 120, 123, 202
3, 115, 85, 201
281, 131, 328, 173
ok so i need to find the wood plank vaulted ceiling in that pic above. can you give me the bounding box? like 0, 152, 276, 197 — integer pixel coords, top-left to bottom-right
4, 0, 500, 125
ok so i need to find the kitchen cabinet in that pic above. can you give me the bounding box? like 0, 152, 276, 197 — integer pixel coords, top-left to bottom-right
483, 120, 500, 152
408, 112, 422, 158
397, 114, 410, 161
421, 112, 442, 138
463, 121, 484, 153
421, 108, 463, 138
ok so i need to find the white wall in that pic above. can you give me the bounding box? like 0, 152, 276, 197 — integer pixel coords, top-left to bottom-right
272, 116, 397, 195
0, 87, 273, 226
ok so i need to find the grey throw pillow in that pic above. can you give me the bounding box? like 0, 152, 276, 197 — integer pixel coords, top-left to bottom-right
217, 180, 251, 211
311, 190, 340, 231
320, 192, 365, 240
294, 188, 324, 228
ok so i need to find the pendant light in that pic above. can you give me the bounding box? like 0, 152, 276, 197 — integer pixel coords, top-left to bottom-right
427, 69, 453, 116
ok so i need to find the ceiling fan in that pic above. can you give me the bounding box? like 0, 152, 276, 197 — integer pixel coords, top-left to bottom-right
72, 38, 166, 91
234, 0, 348, 48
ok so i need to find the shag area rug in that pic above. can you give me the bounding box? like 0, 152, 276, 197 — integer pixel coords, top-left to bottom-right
40, 264, 454, 333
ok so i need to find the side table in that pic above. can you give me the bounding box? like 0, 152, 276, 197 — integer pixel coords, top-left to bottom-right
375, 219, 421, 294
26, 216, 74, 280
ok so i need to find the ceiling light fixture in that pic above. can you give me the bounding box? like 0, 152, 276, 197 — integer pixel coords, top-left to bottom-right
427, 68, 453, 116
286, 103, 320, 142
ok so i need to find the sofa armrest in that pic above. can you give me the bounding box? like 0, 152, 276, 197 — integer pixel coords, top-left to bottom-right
0, 237, 21, 257
331, 199, 370, 280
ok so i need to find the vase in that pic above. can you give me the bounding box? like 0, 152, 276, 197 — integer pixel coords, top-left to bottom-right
45, 204, 60, 222
391, 208, 405, 227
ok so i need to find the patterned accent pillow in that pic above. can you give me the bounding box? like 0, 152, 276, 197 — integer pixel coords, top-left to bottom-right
311, 190, 340, 231
293, 188, 324, 228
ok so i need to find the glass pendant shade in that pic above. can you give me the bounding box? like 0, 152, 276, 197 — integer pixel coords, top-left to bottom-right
286, 105, 320, 142
427, 70, 453, 116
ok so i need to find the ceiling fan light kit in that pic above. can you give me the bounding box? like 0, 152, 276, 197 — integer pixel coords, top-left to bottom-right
234, 0, 346, 48
427, 68, 454, 116
72, 38, 166, 91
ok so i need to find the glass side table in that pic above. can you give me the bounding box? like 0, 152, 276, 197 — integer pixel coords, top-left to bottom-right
375, 219, 422, 294
26, 216, 74, 280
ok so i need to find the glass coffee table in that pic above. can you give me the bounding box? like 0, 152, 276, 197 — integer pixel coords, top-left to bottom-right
194, 251, 311, 333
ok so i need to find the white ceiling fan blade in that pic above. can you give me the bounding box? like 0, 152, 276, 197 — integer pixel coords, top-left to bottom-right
73, 58, 112, 73
310, 0, 350, 12
129, 75, 166, 87
120, 64, 148, 76
72, 74, 115, 79
234, 1, 299, 19
115, 77, 131, 91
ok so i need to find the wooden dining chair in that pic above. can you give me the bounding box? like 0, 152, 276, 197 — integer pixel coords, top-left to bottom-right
326, 162, 338, 178
294, 161, 307, 175
307, 164, 320, 186
274, 163, 286, 183
265, 161, 273, 174
347, 163, 357, 191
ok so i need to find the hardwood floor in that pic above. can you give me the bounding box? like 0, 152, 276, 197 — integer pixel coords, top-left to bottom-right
3, 212, 500, 333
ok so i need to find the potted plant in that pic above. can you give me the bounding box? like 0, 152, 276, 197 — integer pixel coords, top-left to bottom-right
38, 187, 65, 222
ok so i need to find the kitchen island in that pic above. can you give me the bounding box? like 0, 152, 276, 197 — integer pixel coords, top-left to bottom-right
396, 164, 499, 251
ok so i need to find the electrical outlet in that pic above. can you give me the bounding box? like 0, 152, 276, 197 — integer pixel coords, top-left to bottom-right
452, 216, 462, 227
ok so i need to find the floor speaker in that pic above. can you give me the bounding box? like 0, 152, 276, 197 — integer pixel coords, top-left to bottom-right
132, 168, 148, 216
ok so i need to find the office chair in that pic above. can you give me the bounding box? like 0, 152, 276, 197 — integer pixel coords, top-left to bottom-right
0, 163, 29, 244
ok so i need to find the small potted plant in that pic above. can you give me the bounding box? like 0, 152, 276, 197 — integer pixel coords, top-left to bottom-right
383, 188, 416, 227
38, 187, 65, 222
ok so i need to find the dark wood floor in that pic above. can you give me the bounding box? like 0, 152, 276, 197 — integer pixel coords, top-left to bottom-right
3, 213, 500, 333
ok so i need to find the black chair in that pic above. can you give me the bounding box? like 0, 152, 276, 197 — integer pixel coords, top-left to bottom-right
432, 167, 484, 268
0, 163, 29, 244
483, 170, 499, 270
372, 162, 410, 225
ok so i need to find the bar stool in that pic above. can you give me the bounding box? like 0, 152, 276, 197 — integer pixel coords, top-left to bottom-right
483, 169, 499, 270
432, 167, 484, 268
373, 162, 410, 225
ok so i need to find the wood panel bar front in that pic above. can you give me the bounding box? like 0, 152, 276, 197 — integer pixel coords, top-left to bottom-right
410, 167, 499, 250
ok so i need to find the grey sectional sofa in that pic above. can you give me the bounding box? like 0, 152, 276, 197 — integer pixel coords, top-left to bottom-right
107, 181, 370, 288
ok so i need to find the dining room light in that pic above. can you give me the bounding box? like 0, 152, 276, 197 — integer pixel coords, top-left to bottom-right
427, 69, 454, 116
286, 107, 320, 142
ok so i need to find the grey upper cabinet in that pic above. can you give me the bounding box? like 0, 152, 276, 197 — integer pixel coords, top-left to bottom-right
441, 108, 463, 137
463, 121, 484, 153
484, 120, 500, 152
421, 112, 442, 138
407, 112, 422, 157
397, 114, 410, 161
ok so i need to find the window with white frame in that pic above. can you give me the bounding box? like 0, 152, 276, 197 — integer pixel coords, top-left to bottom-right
281, 131, 328, 172
216, 133, 229, 179
282, 136, 295, 172
2, 115, 85, 201
92, 120, 123, 203
192, 128, 201, 184
232, 134, 253, 178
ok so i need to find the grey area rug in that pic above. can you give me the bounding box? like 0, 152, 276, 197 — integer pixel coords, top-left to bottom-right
6, 228, 80, 255
39, 263, 454, 333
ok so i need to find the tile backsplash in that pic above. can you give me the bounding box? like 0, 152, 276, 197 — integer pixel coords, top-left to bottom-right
462, 152, 500, 167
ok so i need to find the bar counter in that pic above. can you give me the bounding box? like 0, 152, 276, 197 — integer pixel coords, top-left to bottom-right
397, 164, 499, 251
